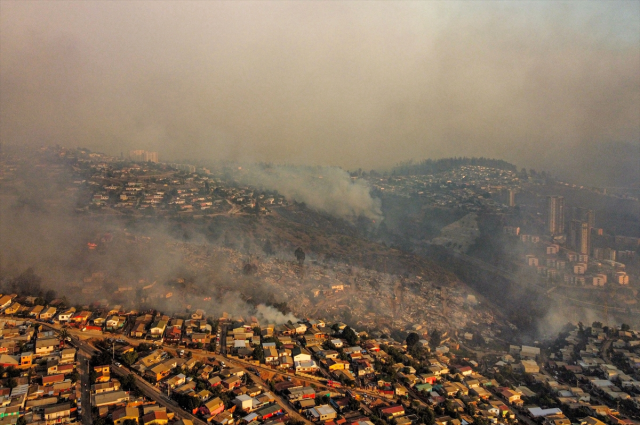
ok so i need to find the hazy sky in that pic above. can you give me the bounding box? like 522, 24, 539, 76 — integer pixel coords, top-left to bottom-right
1, 1, 639, 183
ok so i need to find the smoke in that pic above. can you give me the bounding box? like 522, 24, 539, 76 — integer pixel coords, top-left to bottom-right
1, 2, 638, 186
255, 304, 299, 325
237, 164, 382, 221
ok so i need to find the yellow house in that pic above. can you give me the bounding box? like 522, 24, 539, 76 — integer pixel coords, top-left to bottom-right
4, 303, 20, 315
325, 358, 348, 371
20, 352, 33, 368
112, 407, 139, 425
94, 365, 111, 383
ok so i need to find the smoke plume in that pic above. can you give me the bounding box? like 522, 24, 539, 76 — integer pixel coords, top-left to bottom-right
237, 164, 382, 221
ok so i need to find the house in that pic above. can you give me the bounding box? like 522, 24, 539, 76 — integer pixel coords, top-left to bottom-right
92, 381, 121, 394
94, 365, 111, 383
0, 355, 19, 368
265, 347, 279, 364
113, 407, 140, 425
145, 363, 171, 382
35, 338, 59, 357
43, 403, 71, 423
165, 374, 186, 389
71, 311, 92, 324
212, 410, 234, 425
165, 326, 182, 343
234, 395, 255, 412
379, 405, 405, 420
39, 307, 57, 320
222, 376, 241, 389
92, 391, 130, 408
201, 397, 225, 416
60, 348, 76, 364
520, 360, 540, 374
292, 347, 312, 363
106, 316, 126, 330
4, 303, 20, 316
308, 405, 337, 422
581, 417, 606, 425
208, 376, 222, 388
57, 308, 76, 322
28, 305, 44, 318
256, 404, 283, 420
0, 295, 14, 311
19, 352, 33, 367
150, 320, 167, 337
500, 389, 522, 404
142, 410, 169, 425
295, 360, 319, 373
42, 374, 65, 386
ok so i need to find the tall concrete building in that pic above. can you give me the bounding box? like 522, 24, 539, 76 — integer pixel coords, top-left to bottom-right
546, 196, 565, 235
570, 220, 590, 255
508, 189, 516, 207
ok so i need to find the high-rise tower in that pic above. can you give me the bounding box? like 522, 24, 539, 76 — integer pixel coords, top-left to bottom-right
547, 196, 565, 235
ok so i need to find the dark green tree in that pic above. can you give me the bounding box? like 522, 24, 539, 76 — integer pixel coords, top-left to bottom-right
406, 332, 420, 347
294, 247, 305, 265
263, 239, 275, 256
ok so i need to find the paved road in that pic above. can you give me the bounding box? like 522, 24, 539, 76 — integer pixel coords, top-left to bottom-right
78, 349, 92, 425
111, 363, 207, 425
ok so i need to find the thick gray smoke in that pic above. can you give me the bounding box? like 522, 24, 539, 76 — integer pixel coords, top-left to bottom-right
237, 165, 382, 221
1, 2, 638, 186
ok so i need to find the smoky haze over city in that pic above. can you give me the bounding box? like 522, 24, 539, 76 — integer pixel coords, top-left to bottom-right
1, 1, 639, 186
3, 5, 640, 423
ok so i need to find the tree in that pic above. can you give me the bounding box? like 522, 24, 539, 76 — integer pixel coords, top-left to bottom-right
121, 374, 137, 391
263, 239, 275, 256
7, 378, 17, 388
91, 351, 112, 366
121, 351, 138, 366
406, 332, 420, 347
430, 330, 441, 348
137, 343, 152, 353
343, 326, 358, 346
252, 345, 265, 362
621, 323, 631, 331
70, 371, 80, 383
17, 417, 27, 425
59, 329, 70, 341
123, 420, 138, 425
294, 247, 305, 265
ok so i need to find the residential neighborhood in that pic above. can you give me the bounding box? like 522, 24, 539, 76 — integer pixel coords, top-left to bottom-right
1, 292, 640, 425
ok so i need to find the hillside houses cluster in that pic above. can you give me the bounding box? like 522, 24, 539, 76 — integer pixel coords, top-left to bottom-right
72, 156, 288, 216
366, 166, 520, 213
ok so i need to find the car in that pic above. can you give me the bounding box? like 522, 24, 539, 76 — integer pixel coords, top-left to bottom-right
114, 362, 122, 367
